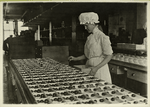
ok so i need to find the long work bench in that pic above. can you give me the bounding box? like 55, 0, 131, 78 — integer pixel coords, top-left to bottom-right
108, 59, 147, 97
7, 57, 147, 104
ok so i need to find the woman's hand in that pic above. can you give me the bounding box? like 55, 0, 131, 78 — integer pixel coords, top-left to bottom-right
88, 67, 98, 76
68, 56, 76, 62
68, 55, 86, 62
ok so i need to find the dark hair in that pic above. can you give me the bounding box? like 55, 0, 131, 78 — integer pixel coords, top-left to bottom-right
98, 25, 103, 32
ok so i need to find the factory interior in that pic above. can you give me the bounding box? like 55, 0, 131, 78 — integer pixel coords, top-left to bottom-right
2, 2, 148, 104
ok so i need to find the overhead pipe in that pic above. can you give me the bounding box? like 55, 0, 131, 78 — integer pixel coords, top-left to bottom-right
21, 10, 28, 19
24, 3, 61, 26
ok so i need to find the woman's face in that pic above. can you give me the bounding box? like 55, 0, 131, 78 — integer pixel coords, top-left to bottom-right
84, 23, 95, 33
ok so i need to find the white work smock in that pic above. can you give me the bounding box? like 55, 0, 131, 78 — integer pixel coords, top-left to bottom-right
84, 26, 113, 83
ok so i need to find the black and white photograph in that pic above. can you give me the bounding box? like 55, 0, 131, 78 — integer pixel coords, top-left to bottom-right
1, 1, 149, 105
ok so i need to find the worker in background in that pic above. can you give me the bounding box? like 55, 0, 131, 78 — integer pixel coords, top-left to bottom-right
3, 35, 13, 55
131, 25, 147, 44
116, 27, 131, 43
68, 12, 113, 83
3, 39, 8, 55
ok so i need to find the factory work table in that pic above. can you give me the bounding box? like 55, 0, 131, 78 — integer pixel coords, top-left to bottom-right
108, 54, 147, 97
7, 57, 147, 104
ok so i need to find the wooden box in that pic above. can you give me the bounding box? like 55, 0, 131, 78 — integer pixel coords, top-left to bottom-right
42, 46, 69, 65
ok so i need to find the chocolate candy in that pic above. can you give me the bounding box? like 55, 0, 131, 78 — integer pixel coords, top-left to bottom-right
99, 99, 104, 102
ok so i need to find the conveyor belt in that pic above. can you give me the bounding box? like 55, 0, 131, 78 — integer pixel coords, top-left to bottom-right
10, 57, 147, 104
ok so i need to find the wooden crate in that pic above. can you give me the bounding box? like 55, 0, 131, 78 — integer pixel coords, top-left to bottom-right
42, 46, 69, 65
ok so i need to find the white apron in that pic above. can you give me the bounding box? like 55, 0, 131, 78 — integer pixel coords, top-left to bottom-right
84, 26, 113, 83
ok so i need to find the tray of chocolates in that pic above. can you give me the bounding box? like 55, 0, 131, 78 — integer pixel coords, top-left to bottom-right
11, 57, 147, 104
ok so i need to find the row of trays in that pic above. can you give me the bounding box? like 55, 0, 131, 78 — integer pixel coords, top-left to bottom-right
12, 57, 147, 104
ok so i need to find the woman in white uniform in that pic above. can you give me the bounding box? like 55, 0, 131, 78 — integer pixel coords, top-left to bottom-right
68, 12, 113, 83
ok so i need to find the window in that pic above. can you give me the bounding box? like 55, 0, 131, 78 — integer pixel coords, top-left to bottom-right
3, 21, 28, 40
3, 21, 14, 40
18, 21, 28, 35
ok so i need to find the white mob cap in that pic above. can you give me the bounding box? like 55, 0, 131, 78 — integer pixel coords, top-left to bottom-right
79, 12, 100, 25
